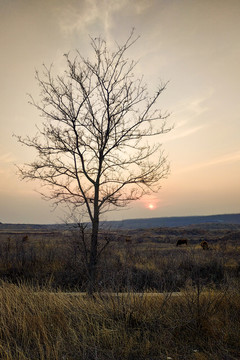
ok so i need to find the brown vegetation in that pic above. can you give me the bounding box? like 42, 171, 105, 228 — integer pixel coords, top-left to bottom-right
0, 224, 239, 358
0, 281, 239, 359
200, 240, 209, 250
0, 225, 239, 293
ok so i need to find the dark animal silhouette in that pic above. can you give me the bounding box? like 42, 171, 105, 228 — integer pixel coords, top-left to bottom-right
176, 239, 188, 246
200, 240, 209, 250
125, 236, 132, 243
22, 235, 28, 242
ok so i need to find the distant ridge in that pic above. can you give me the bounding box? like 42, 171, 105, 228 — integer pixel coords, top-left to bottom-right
1, 213, 240, 230
101, 213, 240, 229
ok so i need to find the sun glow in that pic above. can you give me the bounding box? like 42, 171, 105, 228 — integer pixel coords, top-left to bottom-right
141, 196, 159, 211
148, 203, 155, 210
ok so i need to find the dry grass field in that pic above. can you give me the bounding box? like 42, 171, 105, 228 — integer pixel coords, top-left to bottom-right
0, 224, 239, 359
0, 282, 239, 359
1, 224, 239, 292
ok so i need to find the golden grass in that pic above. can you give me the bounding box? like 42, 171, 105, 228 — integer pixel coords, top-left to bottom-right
0, 281, 239, 359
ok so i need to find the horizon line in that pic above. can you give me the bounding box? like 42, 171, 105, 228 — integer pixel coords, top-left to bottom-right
1, 212, 240, 226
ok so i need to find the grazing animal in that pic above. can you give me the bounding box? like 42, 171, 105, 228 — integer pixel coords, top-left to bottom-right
22, 235, 28, 243
125, 236, 132, 243
176, 239, 188, 247
200, 240, 209, 250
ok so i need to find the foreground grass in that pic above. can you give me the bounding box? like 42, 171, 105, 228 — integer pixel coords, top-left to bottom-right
0, 282, 239, 359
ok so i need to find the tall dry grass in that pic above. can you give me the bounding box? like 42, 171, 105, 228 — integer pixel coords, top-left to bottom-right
0, 281, 239, 359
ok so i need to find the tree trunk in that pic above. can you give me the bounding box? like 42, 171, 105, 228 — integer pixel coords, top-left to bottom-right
87, 183, 100, 295
88, 218, 99, 295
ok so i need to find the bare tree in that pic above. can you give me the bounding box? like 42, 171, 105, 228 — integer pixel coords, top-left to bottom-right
16, 31, 171, 294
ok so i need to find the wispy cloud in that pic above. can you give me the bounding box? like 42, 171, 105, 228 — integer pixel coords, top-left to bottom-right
173, 90, 213, 124
0, 153, 15, 164
202, 151, 240, 168
162, 90, 213, 142
55, 0, 153, 46
56, 0, 125, 38
177, 150, 240, 174
163, 124, 206, 142
176, 96, 209, 119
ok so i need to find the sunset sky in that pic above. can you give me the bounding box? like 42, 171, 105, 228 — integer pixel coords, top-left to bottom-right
0, 0, 240, 224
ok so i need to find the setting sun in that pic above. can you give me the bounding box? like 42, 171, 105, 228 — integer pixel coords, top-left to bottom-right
148, 204, 155, 210
141, 197, 159, 211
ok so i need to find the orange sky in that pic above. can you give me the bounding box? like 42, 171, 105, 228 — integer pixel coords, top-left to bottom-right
0, 0, 240, 223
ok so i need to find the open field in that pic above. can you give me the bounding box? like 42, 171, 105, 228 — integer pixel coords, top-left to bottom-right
0, 224, 239, 292
0, 224, 239, 358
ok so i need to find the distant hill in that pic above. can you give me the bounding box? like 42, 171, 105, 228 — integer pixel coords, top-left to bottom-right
102, 213, 240, 229
1, 213, 240, 231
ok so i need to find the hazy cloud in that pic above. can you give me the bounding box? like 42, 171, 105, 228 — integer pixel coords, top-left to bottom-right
0, 153, 15, 164
177, 150, 240, 174
164, 125, 206, 142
